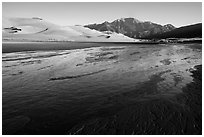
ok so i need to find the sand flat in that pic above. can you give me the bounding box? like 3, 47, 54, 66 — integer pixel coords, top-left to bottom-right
2, 43, 202, 134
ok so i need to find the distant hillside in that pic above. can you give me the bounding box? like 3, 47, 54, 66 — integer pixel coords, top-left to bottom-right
146, 23, 202, 39
85, 18, 176, 39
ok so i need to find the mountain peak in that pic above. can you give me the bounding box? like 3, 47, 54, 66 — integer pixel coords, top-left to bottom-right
118, 18, 125, 22
133, 18, 143, 23
113, 17, 143, 24
103, 21, 110, 24
163, 24, 175, 28
126, 18, 143, 23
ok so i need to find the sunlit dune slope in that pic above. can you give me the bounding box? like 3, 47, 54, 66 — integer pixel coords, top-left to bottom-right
3, 17, 138, 42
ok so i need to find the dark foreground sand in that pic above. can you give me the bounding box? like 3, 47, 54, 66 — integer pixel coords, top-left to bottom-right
68, 65, 202, 135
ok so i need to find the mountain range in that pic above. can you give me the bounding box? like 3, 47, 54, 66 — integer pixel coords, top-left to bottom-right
145, 23, 202, 39
84, 18, 176, 39
85, 18, 202, 39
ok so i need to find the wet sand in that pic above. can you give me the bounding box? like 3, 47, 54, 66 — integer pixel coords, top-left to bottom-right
2, 42, 102, 53
2, 41, 164, 53
68, 65, 202, 135
2, 43, 202, 135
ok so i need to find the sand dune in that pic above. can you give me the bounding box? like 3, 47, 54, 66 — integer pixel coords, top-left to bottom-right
2, 17, 138, 42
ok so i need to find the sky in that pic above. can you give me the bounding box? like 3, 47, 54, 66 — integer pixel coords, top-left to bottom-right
2, 2, 202, 27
